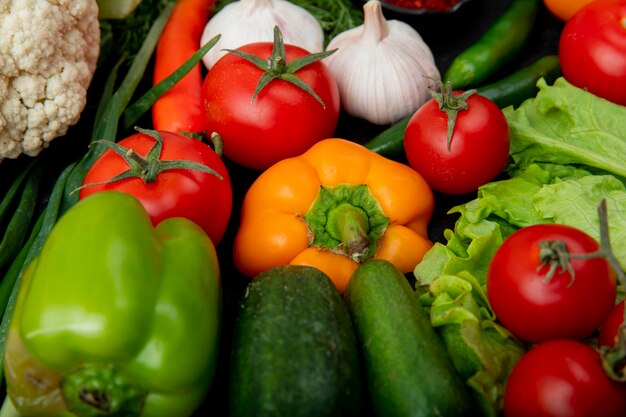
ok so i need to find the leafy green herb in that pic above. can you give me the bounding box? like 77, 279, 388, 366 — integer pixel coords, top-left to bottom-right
101, 0, 175, 62
0, 165, 42, 274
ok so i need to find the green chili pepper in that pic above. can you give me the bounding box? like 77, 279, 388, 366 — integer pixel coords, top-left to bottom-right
477, 55, 561, 108
443, 0, 539, 89
3, 191, 221, 417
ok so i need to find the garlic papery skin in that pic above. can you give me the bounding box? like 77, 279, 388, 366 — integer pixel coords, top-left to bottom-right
201, 0, 324, 70
324, 0, 440, 125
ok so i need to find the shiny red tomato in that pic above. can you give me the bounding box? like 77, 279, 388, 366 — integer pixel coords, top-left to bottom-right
403, 89, 509, 195
79, 130, 232, 245
559, 0, 626, 105
486, 224, 616, 343
201, 39, 340, 171
599, 300, 625, 348
504, 339, 626, 417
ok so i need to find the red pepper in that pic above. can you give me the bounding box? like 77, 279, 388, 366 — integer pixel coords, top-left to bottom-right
152, 0, 215, 135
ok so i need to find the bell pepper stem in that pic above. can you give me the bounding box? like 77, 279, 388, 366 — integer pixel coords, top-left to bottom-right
61, 364, 147, 417
303, 184, 389, 263
326, 203, 370, 261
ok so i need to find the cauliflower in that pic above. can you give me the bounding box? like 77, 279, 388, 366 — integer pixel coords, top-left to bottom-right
0, 0, 100, 162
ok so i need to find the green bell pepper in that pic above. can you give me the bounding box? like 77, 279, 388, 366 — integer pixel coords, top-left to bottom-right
3, 191, 221, 417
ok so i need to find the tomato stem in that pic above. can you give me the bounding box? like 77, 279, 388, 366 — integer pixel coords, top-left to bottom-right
537, 240, 576, 286
72, 128, 222, 194
537, 199, 625, 288
577, 198, 626, 382
429, 80, 477, 152
208, 132, 224, 158
223, 26, 336, 107
601, 324, 626, 382
570, 199, 626, 286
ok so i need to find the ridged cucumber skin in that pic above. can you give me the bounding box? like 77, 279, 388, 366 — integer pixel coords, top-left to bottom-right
229, 265, 362, 417
344, 259, 479, 417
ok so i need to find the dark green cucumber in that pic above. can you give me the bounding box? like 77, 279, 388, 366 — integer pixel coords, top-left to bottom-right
364, 54, 560, 157
443, 0, 539, 89
344, 259, 479, 417
229, 265, 362, 417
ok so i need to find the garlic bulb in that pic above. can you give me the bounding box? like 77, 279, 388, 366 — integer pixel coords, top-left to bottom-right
201, 0, 324, 69
324, 0, 440, 125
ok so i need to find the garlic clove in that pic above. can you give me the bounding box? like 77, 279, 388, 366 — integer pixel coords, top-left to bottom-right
201, 0, 324, 70
325, 0, 441, 125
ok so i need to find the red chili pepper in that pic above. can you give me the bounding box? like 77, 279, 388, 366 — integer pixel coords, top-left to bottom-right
152, 0, 215, 135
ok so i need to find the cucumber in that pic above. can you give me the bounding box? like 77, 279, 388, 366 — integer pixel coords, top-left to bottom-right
344, 259, 479, 417
229, 265, 362, 417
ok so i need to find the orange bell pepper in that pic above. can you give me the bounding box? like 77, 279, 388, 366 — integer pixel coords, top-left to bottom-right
233, 138, 435, 292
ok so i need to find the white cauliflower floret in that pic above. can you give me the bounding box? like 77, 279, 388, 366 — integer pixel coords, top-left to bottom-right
0, 0, 100, 162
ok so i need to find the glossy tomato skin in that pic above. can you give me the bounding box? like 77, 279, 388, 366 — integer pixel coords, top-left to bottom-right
559, 0, 626, 106
487, 224, 616, 343
504, 339, 626, 417
80, 131, 233, 245
599, 300, 625, 348
403, 92, 509, 195
201, 43, 340, 171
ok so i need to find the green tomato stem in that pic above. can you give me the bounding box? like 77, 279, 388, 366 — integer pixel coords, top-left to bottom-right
429, 81, 477, 152
537, 199, 626, 287
72, 128, 222, 194
583, 199, 626, 383
223, 26, 336, 107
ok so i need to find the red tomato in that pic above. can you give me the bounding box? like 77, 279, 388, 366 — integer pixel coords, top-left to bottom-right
201, 42, 340, 171
599, 300, 625, 348
403, 90, 509, 195
504, 339, 626, 417
486, 224, 616, 343
559, 0, 626, 106
80, 130, 232, 245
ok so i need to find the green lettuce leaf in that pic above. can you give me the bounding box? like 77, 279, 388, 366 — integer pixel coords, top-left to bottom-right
533, 174, 626, 263
418, 272, 526, 417
504, 77, 626, 180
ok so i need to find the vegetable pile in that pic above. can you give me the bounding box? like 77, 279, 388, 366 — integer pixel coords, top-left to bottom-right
0, 0, 625, 416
